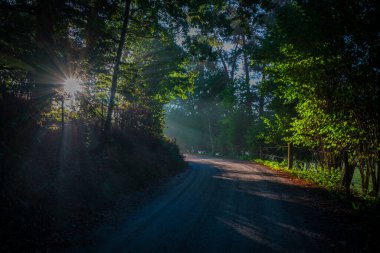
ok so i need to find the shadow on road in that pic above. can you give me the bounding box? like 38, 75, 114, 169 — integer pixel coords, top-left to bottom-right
87, 155, 360, 253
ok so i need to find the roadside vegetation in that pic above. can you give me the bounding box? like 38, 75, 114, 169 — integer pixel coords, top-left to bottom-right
254, 159, 341, 191
253, 158, 378, 207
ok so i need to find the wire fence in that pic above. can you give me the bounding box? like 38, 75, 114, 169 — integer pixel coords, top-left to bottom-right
253, 146, 322, 171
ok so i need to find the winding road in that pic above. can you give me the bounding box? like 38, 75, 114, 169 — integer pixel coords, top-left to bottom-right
82, 155, 358, 253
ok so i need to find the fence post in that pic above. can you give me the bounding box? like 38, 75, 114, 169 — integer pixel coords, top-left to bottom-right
288, 142, 293, 169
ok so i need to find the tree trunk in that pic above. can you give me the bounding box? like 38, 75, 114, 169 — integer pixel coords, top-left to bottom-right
241, 35, 252, 114
104, 0, 132, 136
229, 45, 239, 82
258, 72, 264, 118
218, 44, 239, 83
358, 158, 365, 189
363, 160, 370, 194
258, 95, 264, 117
208, 117, 214, 155
341, 151, 354, 196
370, 156, 379, 196
242, 35, 250, 87
376, 154, 380, 196
288, 142, 293, 169
218, 48, 229, 81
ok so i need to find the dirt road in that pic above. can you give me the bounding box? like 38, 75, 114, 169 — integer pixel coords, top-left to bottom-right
82, 155, 360, 252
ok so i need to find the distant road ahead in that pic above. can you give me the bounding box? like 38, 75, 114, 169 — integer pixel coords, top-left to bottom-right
88, 155, 358, 253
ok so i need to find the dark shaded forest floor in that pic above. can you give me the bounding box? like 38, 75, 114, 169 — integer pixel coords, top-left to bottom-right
0, 123, 186, 252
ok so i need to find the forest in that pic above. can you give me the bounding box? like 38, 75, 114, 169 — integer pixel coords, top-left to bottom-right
165, 0, 379, 196
0, 0, 379, 252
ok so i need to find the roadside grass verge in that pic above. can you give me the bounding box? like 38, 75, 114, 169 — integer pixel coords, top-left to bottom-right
254, 159, 341, 190
253, 159, 379, 210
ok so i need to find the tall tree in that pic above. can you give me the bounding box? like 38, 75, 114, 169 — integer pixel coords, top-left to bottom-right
104, 0, 131, 136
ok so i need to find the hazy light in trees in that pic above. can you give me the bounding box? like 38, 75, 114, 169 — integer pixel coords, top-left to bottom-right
63, 77, 82, 95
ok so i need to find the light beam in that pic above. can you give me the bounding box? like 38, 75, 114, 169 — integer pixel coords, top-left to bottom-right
63, 77, 81, 95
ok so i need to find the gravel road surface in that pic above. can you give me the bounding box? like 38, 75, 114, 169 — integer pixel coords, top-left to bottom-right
81, 155, 358, 253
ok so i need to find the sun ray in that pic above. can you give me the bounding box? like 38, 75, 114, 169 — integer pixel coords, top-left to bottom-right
63, 77, 81, 95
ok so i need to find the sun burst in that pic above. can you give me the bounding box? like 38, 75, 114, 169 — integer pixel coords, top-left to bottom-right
63, 77, 81, 95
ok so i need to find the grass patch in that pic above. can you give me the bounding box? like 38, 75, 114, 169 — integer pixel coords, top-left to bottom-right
254, 159, 341, 190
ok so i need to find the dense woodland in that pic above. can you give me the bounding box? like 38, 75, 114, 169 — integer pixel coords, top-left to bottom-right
0, 0, 379, 251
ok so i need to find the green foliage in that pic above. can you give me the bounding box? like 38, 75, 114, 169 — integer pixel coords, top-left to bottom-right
257, 0, 380, 196
255, 159, 341, 190
260, 114, 289, 145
